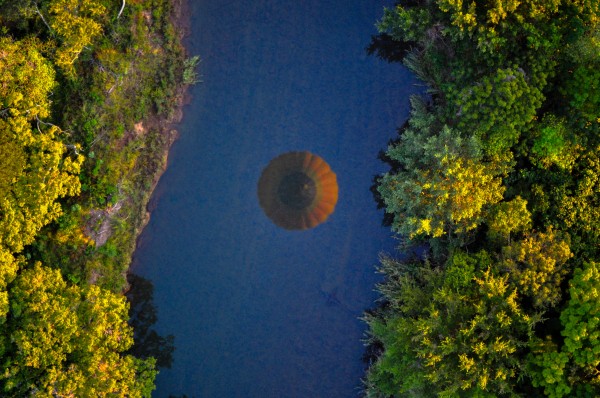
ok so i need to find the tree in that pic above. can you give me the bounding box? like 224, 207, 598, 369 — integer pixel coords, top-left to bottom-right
528, 261, 600, 397
529, 146, 600, 258
47, 0, 108, 75
377, 99, 509, 239
486, 196, 532, 244
0, 263, 156, 397
452, 67, 544, 155
528, 115, 580, 171
366, 251, 541, 397
0, 37, 56, 119
502, 228, 573, 309
0, 37, 83, 254
0, 248, 18, 327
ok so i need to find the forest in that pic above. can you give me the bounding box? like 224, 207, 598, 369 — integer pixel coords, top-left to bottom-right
365, 0, 599, 397
0, 0, 597, 396
0, 0, 195, 395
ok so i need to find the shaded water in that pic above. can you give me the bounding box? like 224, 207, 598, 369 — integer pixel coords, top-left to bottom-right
130, 1, 419, 396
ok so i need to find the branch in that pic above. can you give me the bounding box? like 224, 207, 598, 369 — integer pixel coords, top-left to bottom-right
117, 0, 126, 19
34, 4, 52, 33
36, 115, 59, 129
65, 144, 80, 155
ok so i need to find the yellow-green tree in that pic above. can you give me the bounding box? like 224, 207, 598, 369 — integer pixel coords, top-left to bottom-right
47, 0, 108, 75
378, 100, 509, 239
502, 228, 573, 308
486, 196, 532, 244
0, 249, 18, 328
0, 37, 83, 254
0, 263, 156, 397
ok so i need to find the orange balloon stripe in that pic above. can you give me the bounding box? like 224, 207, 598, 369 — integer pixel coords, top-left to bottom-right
310, 206, 328, 222
318, 177, 337, 187
322, 189, 338, 201
302, 152, 314, 169
308, 155, 325, 173
305, 213, 319, 228
258, 151, 338, 230
316, 201, 335, 213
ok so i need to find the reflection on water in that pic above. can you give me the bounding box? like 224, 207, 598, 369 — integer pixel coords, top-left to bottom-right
367, 32, 414, 64
130, 0, 421, 396
257, 151, 338, 230
126, 273, 175, 369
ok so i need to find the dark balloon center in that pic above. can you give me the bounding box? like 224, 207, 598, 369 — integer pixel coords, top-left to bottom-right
278, 172, 316, 209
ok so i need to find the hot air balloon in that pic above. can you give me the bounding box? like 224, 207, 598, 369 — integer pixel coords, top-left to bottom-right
258, 151, 338, 230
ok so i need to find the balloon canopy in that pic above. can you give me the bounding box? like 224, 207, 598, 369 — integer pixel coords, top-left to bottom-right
258, 151, 338, 230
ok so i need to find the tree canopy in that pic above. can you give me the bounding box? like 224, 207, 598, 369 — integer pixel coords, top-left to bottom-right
0, 0, 189, 394
367, 0, 600, 396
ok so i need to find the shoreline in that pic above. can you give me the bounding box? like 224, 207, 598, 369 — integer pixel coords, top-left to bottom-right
71, 0, 198, 292
137, 0, 191, 232
123, 0, 194, 286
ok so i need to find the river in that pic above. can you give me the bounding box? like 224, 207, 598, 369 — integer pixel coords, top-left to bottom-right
130, 1, 418, 396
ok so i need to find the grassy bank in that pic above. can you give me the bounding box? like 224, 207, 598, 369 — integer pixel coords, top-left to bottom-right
28, 0, 195, 292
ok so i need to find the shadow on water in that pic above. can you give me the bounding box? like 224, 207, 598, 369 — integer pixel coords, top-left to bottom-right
366, 33, 414, 64
125, 273, 176, 369
370, 118, 410, 228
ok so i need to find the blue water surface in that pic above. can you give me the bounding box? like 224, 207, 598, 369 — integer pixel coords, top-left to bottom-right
131, 1, 420, 396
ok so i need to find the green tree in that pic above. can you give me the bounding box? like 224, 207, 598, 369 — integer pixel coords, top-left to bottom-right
453, 67, 544, 155
528, 261, 600, 397
378, 99, 509, 239
529, 146, 600, 258
529, 115, 580, 171
366, 251, 541, 397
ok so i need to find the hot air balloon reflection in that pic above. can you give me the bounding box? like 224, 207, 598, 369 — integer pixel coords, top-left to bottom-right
258, 152, 338, 230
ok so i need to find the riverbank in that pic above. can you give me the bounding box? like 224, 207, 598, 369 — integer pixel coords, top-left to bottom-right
29, 0, 197, 293
133, 0, 192, 234
0, 1, 197, 394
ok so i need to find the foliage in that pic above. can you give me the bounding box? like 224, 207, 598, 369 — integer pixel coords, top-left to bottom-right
183, 55, 202, 85
452, 67, 544, 155
502, 228, 573, 308
47, 0, 108, 76
0, 37, 83, 254
486, 196, 532, 244
529, 115, 580, 171
367, 0, 600, 396
560, 27, 600, 129
0, 0, 191, 393
528, 146, 600, 258
366, 252, 540, 397
0, 263, 156, 397
528, 261, 600, 397
378, 99, 509, 239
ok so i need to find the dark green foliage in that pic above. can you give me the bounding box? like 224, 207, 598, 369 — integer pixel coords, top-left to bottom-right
452, 67, 544, 155
366, 252, 542, 397
367, 1, 599, 396
528, 262, 600, 397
